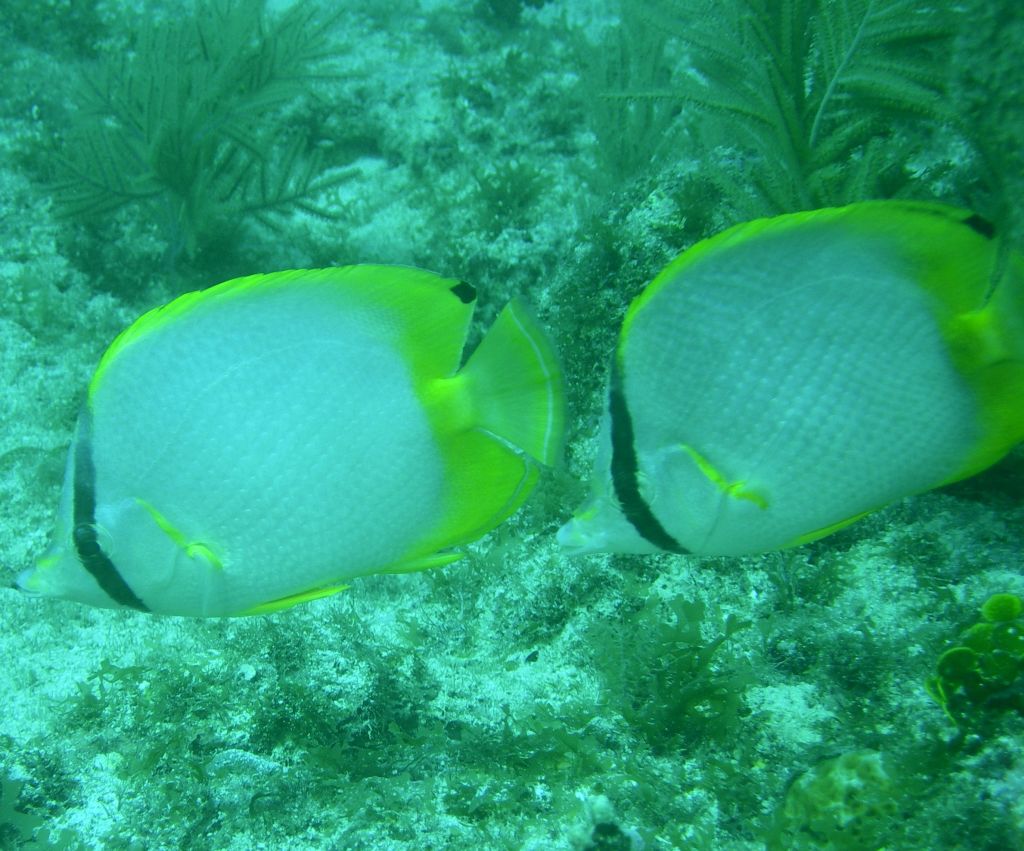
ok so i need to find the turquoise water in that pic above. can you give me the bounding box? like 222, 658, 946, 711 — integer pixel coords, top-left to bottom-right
1, 0, 1022, 848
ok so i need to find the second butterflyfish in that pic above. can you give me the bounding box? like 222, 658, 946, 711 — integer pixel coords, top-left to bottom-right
19, 266, 565, 616
559, 201, 1024, 557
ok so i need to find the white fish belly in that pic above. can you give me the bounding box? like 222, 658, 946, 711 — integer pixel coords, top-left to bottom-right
624, 230, 980, 555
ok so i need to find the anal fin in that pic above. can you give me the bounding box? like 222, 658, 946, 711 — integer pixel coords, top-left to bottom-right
240, 583, 351, 616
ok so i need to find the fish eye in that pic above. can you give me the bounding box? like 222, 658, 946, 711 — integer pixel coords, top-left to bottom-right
72, 522, 99, 554
72, 523, 113, 559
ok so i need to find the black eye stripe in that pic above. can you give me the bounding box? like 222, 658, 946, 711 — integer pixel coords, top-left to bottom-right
72, 407, 149, 612
608, 361, 686, 554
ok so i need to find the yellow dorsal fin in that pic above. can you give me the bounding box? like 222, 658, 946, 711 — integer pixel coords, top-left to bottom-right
334, 266, 476, 382
90, 266, 476, 400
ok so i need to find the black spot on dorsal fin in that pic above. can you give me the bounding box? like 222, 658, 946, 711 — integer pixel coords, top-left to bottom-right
450, 281, 476, 304
964, 213, 996, 239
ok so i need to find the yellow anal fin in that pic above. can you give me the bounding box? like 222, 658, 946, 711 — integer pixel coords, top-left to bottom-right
240, 582, 352, 616
238, 554, 463, 616
680, 445, 769, 509
785, 509, 874, 549
377, 552, 463, 574
426, 429, 540, 552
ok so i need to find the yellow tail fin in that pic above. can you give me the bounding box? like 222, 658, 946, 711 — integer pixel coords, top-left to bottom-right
461, 299, 566, 465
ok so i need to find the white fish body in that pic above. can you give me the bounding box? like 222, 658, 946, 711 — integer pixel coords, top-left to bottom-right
21, 266, 565, 616
559, 202, 1024, 557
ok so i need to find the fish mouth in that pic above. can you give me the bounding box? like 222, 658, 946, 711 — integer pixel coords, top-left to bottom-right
14, 565, 40, 594
555, 517, 600, 554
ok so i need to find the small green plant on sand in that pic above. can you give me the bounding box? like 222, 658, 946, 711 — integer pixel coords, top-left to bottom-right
925, 593, 1024, 734
770, 750, 898, 851
590, 593, 754, 752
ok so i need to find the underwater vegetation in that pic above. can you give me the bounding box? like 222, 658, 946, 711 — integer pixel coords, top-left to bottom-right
591, 0, 954, 215
49, 0, 352, 260
0, 776, 43, 848
947, 0, 1024, 244
0, 773, 75, 849
587, 594, 755, 754
772, 750, 898, 851
582, 0, 1024, 270
926, 593, 1024, 738
0, 0, 1022, 847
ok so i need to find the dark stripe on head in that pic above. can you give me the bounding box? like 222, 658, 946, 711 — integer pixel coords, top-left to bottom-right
608, 360, 686, 554
450, 281, 476, 304
72, 408, 149, 611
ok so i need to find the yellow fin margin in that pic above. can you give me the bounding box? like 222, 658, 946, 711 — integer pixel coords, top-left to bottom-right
423, 429, 540, 553
237, 554, 463, 616
934, 232, 1024, 482
240, 583, 352, 616
90, 266, 474, 400
408, 299, 564, 559
456, 299, 566, 465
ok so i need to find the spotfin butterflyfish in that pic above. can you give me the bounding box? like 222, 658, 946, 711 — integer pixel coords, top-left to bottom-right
19, 266, 565, 616
558, 201, 1024, 557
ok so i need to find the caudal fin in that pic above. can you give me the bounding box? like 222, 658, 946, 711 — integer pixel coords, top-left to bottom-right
461, 299, 565, 465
